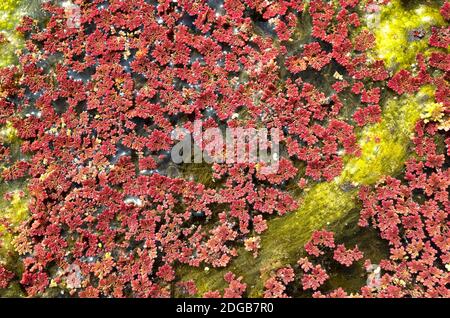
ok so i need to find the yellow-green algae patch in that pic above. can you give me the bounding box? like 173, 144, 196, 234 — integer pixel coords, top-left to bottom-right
339, 93, 423, 185
0, 191, 28, 297
0, 190, 29, 264
369, 0, 446, 71
0, 0, 25, 67
0, 123, 28, 297
0, 121, 19, 145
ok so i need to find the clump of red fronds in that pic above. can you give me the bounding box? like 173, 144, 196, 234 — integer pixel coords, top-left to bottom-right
0, 265, 14, 289
263, 266, 295, 298
357, 121, 450, 298
0, 0, 448, 298
263, 229, 364, 297
203, 272, 247, 298
264, 118, 449, 298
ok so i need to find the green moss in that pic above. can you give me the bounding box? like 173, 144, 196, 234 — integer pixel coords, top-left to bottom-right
0, 121, 28, 296
0, 187, 30, 259
369, 0, 445, 71
0, 188, 28, 297
339, 91, 429, 185
0, 122, 22, 174
0, 1, 22, 29
0, 121, 19, 145
0, 0, 25, 67
2, 191, 29, 226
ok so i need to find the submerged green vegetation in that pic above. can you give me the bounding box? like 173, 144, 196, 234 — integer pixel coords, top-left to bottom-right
0, 0, 24, 67
370, 0, 446, 70
0, 0, 45, 67
0, 123, 27, 297
340, 90, 426, 185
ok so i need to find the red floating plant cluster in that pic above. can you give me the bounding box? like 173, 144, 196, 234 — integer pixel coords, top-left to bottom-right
357, 121, 449, 298
263, 266, 295, 298
333, 244, 364, 267
304, 230, 336, 257
429, 26, 450, 48
203, 272, 247, 298
298, 260, 329, 291
0, 0, 448, 298
0, 265, 14, 289
262, 230, 365, 297
262, 117, 449, 298
352, 104, 381, 127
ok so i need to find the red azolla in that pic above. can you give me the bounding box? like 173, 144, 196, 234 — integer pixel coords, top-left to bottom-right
253, 215, 268, 234
275, 20, 292, 41
364, 60, 390, 81
224, 0, 246, 21
332, 80, 349, 93
358, 120, 449, 297
223, 272, 247, 298
203, 290, 222, 298
262, 266, 294, 298
351, 81, 364, 94
286, 55, 307, 74
302, 42, 332, 71
1, 0, 445, 299
176, 280, 197, 296
309, 0, 335, 41
138, 156, 157, 172
1, 160, 30, 181
313, 287, 348, 298
276, 266, 295, 285
304, 230, 335, 257
20, 271, 49, 296
0, 265, 14, 289
388, 70, 420, 95
333, 244, 364, 267
353, 104, 381, 127
297, 177, 308, 189
256, 157, 298, 184
434, 77, 450, 107
354, 29, 375, 51
361, 88, 380, 104
261, 1, 289, 19
441, 1, 450, 20
263, 277, 287, 298
156, 264, 175, 282
301, 264, 329, 291
429, 52, 450, 72
107, 156, 136, 185
327, 287, 349, 298
78, 286, 100, 298
244, 236, 261, 258
429, 26, 450, 48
